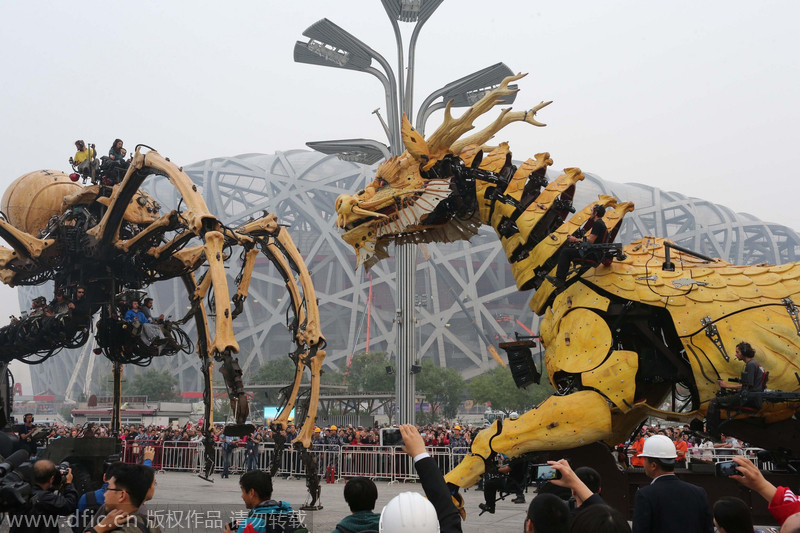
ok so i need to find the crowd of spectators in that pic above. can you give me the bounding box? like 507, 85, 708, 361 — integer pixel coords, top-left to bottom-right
26, 420, 482, 452
28, 418, 753, 462
13, 417, 800, 531
622, 422, 750, 466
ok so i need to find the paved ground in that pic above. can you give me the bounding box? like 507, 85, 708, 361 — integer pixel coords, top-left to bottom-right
0, 471, 783, 532
0, 471, 528, 533
144, 471, 528, 532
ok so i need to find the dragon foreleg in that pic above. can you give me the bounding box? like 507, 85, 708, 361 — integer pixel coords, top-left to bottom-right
445, 390, 613, 488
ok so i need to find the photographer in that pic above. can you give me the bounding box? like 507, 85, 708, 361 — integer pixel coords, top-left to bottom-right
478, 453, 526, 514
8, 459, 79, 533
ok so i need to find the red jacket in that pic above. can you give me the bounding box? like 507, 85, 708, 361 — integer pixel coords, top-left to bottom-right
674, 439, 688, 460
630, 437, 645, 467
770, 486, 800, 525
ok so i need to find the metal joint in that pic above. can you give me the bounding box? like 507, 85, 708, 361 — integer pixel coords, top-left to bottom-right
782, 297, 800, 336
701, 316, 729, 361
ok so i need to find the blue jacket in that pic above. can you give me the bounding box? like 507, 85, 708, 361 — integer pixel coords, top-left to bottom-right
124, 309, 149, 323
237, 500, 305, 533
77, 459, 152, 513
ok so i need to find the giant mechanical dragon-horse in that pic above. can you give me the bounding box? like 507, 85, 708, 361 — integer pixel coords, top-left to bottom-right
0, 147, 326, 505
335, 74, 800, 513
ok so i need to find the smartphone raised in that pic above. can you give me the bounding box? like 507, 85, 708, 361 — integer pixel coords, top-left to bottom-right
532, 464, 562, 481
715, 460, 739, 477
380, 427, 404, 447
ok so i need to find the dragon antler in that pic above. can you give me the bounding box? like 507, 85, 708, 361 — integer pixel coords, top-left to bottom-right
451, 100, 552, 154
427, 73, 526, 154
402, 73, 551, 170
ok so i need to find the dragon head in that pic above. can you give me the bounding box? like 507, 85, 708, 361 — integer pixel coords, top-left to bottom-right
335, 73, 552, 270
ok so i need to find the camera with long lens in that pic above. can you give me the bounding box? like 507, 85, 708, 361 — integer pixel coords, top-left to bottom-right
0, 450, 34, 512
53, 461, 71, 490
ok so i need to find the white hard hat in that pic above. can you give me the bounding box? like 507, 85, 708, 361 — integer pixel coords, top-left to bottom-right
379, 492, 439, 533
509, 412, 519, 419
640, 435, 677, 460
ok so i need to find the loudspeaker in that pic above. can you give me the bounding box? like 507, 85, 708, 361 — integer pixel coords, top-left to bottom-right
499, 340, 541, 389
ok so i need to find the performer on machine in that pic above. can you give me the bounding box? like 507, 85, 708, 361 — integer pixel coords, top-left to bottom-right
17, 413, 39, 457
547, 204, 607, 290
706, 341, 766, 439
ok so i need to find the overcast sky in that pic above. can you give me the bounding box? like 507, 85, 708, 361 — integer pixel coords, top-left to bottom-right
2, 1, 798, 392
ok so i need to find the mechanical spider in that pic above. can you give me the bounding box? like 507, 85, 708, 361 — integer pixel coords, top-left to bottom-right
0, 145, 327, 503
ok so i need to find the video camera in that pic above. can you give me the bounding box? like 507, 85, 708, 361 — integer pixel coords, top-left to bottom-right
53, 460, 71, 489
0, 450, 34, 512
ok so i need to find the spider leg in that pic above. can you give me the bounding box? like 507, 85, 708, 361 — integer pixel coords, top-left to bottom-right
88, 148, 215, 251
150, 230, 199, 259
116, 210, 179, 253
148, 245, 207, 281
181, 272, 217, 480
242, 225, 326, 449
0, 222, 56, 285
231, 248, 259, 319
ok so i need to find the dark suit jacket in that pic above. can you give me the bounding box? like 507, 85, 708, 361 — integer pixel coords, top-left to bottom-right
632, 474, 713, 533
414, 456, 461, 533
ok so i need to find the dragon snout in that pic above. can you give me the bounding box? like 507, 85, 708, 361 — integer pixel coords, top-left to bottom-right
335, 194, 388, 229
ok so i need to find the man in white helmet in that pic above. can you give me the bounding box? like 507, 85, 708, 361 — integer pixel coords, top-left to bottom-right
386, 425, 461, 533
379, 492, 440, 533
632, 434, 713, 533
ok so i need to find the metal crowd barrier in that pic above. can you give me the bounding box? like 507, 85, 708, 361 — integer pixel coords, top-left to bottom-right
120, 440, 777, 480
120, 440, 472, 481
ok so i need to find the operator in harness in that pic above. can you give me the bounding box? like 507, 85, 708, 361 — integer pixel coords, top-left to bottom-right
705, 341, 766, 439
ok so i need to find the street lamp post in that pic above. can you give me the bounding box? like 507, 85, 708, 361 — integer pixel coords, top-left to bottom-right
295, 1, 517, 425
415, 62, 518, 135
293, 18, 402, 155
296, 3, 448, 425
379, 0, 445, 426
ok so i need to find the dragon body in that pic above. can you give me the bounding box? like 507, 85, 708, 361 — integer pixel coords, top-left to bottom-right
334, 73, 800, 491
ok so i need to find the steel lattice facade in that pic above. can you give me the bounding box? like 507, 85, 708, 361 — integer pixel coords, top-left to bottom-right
23, 151, 800, 397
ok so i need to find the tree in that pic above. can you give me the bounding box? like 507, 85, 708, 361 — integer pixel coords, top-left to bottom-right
468, 366, 554, 414
345, 351, 394, 393
415, 359, 465, 419
321, 365, 345, 386
252, 357, 302, 383
252, 356, 343, 385
127, 369, 180, 402
59, 404, 74, 423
